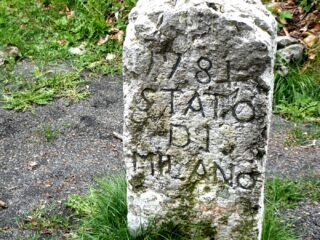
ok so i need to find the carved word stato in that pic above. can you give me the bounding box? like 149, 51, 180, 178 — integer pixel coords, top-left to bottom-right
123, 0, 276, 239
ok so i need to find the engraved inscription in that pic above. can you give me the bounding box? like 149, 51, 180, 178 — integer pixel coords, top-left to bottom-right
159, 154, 171, 175
215, 163, 235, 187
232, 101, 255, 122
168, 53, 182, 79
137, 88, 156, 111
161, 88, 182, 114
133, 152, 172, 176
169, 124, 191, 148
195, 57, 212, 84
184, 91, 205, 117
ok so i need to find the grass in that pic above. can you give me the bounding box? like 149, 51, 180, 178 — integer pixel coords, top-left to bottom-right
35, 125, 62, 142
40, 175, 317, 240
18, 202, 73, 240
0, 0, 136, 111
0, 0, 135, 65
65, 175, 209, 240
274, 53, 320, 125
1, 70, 89, 111
284, 125, 320, 146
11, 177, 320, 239
262, 178, 320, 240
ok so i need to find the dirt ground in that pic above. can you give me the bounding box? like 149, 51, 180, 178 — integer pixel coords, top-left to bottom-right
0, 62, 319, 239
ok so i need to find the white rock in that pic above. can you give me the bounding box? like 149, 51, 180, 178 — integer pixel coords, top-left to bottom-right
277, 44, 305, 63
0, 46, 21, 65
105, 53, 116, 61
68, 43, 86, 55
123, 0, 276, 239
276, 36, 299, 49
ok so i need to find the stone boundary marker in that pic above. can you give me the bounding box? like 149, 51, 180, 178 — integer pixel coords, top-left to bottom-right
123, 0, 276, 239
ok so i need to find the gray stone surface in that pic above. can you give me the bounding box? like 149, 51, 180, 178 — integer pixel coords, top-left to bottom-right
123, 0, 276, 239
276, 36, 299, 49
277, 43, 305, 63
0, 46, 21, 66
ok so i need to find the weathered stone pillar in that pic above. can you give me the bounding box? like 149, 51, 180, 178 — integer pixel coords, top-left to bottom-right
123, 0, 276, 238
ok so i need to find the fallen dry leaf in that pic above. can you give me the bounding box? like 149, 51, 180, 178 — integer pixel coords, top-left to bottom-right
59, 6, 74, 18
97, 35, 110, 45
110, 30, 124, 43
311, 23, 320, 32
57, 39, 67, 45
107, 16, 114, 25
302, 32, 319, 48
268, 2, 282, 14
308, 49, 317, 60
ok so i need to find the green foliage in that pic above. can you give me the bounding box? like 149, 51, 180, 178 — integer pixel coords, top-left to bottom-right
278, 10, 293, 25
66, 175, 212, 240
262, 207, 297, 240
0, 0, 137, 110
20, 203, 72, 237
0, 0, 137, 82
296, 0, 320, 12
265, 178, 304, 209
65, 175, 320, 240
66, 175, 131, 240
274, 52, 320, 124
262, 178, 320, 240
0, 0, 135, 56
36, 125, 61, 142
1, 70, 89, 111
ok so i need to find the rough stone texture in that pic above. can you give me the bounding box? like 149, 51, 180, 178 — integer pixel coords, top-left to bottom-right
123, 0, 276, 239
276, 36, 299, 49
276, 42, 305, 76
277, 43, 305, 63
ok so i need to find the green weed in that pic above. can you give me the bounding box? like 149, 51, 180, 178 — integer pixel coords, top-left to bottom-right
1, 70, 89, 111
0, 0, 135, 70
262, 206, 297, 240
296, 0, 320, 12
274, 51, 320, 124
66, 175, 131, 240
19, 203, 72, 239
66, 175, 208, 240
284, 126, 320, 146
36, 125, 61, 142
0, 0, 136, 110
65, 175, 320, 240
262, 178, 320, 240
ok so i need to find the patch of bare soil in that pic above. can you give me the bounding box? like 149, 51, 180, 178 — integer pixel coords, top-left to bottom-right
267, 115, 320, 240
